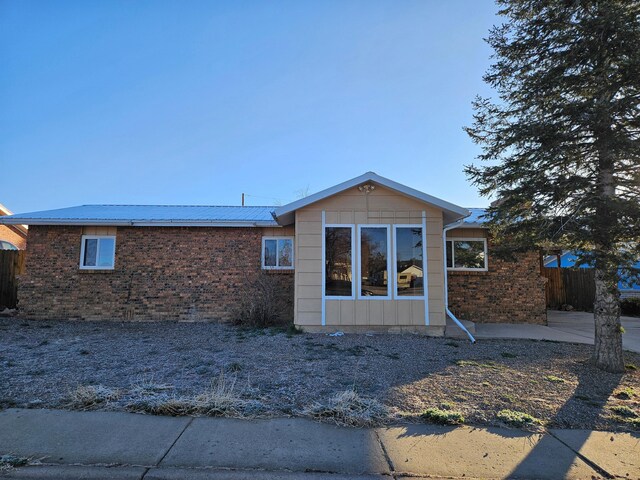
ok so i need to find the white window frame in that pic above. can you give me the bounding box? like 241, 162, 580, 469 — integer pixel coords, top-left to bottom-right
79, 235, 116, 270
446, 237, 488, 272
393, 224, 426, 300
357, 224, 392, 300
261, 236, 295, 270
324, 224, 356, 300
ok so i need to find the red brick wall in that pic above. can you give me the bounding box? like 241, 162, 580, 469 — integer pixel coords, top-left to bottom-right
447, 246, 547, 324
0, 225, 27, 250
19, 225, 294, 321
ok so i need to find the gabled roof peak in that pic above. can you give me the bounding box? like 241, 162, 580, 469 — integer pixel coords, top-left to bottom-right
274, 172, 469, 225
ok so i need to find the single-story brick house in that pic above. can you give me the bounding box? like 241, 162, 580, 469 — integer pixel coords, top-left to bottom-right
0, 172, 546, 333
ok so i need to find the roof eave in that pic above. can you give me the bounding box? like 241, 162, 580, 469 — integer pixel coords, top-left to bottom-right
0, 218, 278, 228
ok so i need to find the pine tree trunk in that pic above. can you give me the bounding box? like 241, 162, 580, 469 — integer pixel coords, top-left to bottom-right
593, 266, 624, 372
591, 81, 624, 372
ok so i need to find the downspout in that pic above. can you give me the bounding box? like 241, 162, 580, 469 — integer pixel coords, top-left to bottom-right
443, 218, 476, 343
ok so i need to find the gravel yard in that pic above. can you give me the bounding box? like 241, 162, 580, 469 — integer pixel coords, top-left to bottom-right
0, 318, 638, 431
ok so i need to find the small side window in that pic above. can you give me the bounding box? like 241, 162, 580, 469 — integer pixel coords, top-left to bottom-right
262, 237, 294, 270
446, 238, 488, 271
80, 236, 115, 269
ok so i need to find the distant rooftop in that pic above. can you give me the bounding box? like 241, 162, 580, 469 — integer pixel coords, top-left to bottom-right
463, 208, 488, 226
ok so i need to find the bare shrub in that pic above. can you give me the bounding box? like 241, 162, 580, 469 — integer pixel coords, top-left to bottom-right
66, 385, 120, 410
304, 389, 389, 427
232, 273, 285, 328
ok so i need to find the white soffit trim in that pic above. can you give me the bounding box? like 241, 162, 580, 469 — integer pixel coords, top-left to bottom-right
274, 171, 469, 225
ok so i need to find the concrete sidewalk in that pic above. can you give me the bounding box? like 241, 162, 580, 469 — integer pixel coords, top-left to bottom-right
0, 409, 638, 479
474, 310, 640, 353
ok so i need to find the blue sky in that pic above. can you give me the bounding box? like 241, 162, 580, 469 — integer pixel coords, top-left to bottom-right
0, 0, 498, 213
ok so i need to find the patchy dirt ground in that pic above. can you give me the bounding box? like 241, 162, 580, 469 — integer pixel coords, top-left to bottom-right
0, 318, 638, 431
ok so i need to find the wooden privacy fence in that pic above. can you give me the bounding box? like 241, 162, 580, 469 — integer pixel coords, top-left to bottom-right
0, 250, 26, 309
542, 267, 596, 311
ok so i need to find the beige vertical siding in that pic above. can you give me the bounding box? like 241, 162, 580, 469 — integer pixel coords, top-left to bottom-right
294, 209, 323, 326
293, 185, 447, 328
261, 226, 295, 237
446, 227, 487, 239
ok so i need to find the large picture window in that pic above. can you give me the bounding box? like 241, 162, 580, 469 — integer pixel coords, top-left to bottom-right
359, 226, 390, 298
446, 238, 488, 271
395, 226, 424, 297
80, 235, 116, 270
325, 226, 353, 297
262, 237, 294, 270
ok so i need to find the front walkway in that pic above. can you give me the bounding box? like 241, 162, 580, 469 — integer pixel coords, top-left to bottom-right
0, 408, 638, 479
474, 310, 640, 353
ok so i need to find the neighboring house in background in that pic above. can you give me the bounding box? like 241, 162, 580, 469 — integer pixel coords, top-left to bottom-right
0, 204, 28, 250
545, 251, 640, 297
0, 172, 547, 330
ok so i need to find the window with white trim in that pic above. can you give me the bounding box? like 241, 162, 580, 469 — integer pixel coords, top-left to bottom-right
323, 224, 430, 300
359, 226, 390, 298
446, 238, 488, 271
80, 235, 116, 269
262, 237, 294, 270
325, 226, 354, 297
394, 226, 424, 297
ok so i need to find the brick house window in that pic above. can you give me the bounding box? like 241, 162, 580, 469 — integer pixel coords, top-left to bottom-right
80, 235, 116, 270
446, 238, 488, 271
262, 237, 294, 270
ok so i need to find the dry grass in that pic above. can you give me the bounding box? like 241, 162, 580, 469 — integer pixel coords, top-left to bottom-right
127, 373, 264, 418
3, 319, 639, 431
66, 385, 121, 410
130, 373, 174, 396
303, 389, 389, 427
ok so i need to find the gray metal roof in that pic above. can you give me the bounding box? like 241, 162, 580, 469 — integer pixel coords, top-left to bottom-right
0, 203, 489, 228
0, 205, 279, 227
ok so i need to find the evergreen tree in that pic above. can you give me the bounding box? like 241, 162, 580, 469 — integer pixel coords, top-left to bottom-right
466, 0, 640, 371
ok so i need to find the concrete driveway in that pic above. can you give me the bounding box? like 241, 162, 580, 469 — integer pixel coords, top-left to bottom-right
474, 310, 640, 353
